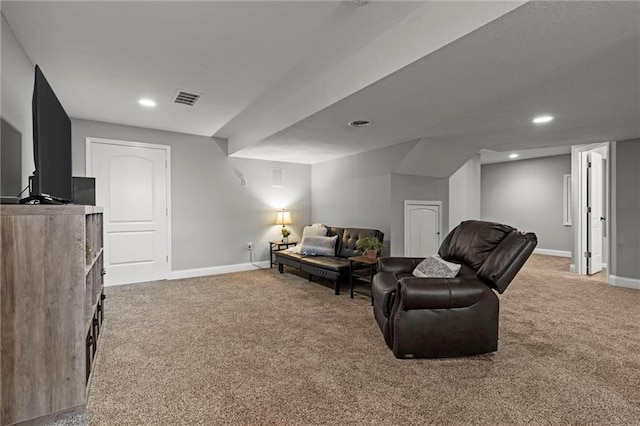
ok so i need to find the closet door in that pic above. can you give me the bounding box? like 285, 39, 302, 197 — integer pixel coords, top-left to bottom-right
88, 138, 170, 285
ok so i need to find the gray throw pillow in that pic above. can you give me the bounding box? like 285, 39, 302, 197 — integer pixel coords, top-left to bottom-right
300, 235, 338, 256
412, 255, 461, 278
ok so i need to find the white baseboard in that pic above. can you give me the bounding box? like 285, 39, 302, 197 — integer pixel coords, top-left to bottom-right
609, 275, 640, 290
533, 248, 572, 258
171, 261, 270, 280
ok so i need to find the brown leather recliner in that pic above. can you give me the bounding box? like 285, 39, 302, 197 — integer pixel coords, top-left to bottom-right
371, 220, 537, 359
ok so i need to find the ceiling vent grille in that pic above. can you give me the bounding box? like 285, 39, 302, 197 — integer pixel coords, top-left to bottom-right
172, 89, 202, 106
348, 120, 371, 128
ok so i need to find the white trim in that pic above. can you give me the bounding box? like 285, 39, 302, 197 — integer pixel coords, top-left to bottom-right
86, 136, 171, 152
571, 142, 610, 275
86, 137, 173, 281
563, 174, 572, 226
578, 150, 589, 274
533, 248, 572, 258
171, 262, 270, 280
609, 275, 640, 290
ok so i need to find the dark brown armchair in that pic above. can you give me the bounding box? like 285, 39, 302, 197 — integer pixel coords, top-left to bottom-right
372, 220, 537, 359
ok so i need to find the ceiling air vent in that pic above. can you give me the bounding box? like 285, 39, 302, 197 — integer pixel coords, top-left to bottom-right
172, 89, 202, 107
348, 120, 371, 128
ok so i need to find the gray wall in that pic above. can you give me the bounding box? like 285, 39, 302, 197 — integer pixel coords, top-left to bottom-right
1, 13, 35, 189
481, 155, 572, 252
613, 139, 640, 279
311, 142, 416, 240
311, 141, 448, 256
1, 118, 22, 196
1, 16, 312, 273
390, 173, 448, 256
72, 119, 311, 271
449, 156, 481, 232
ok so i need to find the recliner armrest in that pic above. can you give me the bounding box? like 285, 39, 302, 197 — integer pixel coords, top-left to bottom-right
396, 277, 492, 310
371, 271, 399, 317
377, 257, 423, 274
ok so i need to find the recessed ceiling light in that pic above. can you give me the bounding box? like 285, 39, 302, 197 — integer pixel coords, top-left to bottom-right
509, 153, 519, 159
348, 120, 370, 128
532, 115, 554, 124
139, 98, 156, 108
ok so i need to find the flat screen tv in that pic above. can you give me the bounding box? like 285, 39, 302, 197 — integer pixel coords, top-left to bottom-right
24, 65, 72, 203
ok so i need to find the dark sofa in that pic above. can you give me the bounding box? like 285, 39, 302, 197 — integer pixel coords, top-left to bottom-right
371, 220, 537, 358
275, 226, 384, 295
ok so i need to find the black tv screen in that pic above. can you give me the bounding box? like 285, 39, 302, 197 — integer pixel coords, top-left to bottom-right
31, 65, 72, 202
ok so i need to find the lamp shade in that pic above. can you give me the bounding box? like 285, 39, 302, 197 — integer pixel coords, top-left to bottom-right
275, 210, 293, 226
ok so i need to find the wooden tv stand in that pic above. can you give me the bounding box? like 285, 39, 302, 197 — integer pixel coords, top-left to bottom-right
1, 205, 105, 426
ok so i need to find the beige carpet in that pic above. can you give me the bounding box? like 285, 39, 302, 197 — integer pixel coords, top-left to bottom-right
87, 256, 640, 425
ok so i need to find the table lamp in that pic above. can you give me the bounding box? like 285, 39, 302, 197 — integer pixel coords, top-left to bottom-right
275, 209, 293, 242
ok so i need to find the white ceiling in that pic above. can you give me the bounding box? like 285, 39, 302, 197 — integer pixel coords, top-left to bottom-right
1, 1, 424, 135
479, 146, 572, 165
2, 1, 639, 170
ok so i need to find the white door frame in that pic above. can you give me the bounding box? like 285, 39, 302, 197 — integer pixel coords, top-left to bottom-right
586, 151, 604, 274
86, 137, 172, 277
571, 142, 609, 276
404, 200, 443, 256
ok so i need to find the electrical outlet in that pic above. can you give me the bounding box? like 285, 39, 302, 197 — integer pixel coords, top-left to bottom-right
247, 242, 253, 250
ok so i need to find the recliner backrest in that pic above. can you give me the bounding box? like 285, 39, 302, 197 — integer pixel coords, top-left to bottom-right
439, 220, 537, 293
438, 221, 515, 269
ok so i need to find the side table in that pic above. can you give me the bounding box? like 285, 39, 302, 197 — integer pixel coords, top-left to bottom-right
269, 240, 298, 268
349, 255, 378, 299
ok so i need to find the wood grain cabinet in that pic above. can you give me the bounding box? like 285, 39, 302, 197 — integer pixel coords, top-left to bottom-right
1, 205, 105, 426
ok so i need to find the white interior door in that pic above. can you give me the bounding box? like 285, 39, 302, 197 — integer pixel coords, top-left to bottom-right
587, 151, 603, 274
87, 139, 170, 285
404, 201, 442, 257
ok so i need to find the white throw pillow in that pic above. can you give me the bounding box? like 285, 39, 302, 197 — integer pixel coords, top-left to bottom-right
286, 244, 301, 254
302, 225, 327, 238
412, 255, 461, 278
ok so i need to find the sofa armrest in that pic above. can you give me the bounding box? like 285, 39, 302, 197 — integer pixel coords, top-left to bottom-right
377, 257, 423, 274
396, 277, 492, 310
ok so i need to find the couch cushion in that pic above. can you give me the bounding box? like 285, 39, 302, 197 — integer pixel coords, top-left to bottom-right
274, 249, 306, 269
301, 256, 350, 272
326, 227, 345, 256
274, 250, 306, 262
456, 263, 477, 278
338, 228, 382, 258
326, 227, 344, 238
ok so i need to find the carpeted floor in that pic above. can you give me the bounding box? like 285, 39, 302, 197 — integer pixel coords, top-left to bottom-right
86, 255, 640, 425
